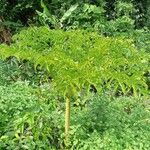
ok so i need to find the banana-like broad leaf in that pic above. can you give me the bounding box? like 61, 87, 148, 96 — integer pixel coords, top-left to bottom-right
40, 0, 57, 25
60, 4, 78, 23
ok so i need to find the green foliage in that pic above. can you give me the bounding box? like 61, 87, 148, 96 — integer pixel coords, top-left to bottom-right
114, 28, 150, 53
1, 0, 149, 32
36, 0, 59, 27
0, 58, 50, 87
115, 1, 135, 17
0, 60, 8, 85
35, 0, 150, 31
0, 85, 150, 149
0, 1, 150, 149
0, 0, 40, 31
103, 1, 136, 35
145, 0, 150, 28
0, 82, 64, 149
0, 27, 149, 97
35, 0, 149, 36
36, 1, 105, 30
36, 0, 79, 28
106, 15, 134, 33
69, 95, 150, 149
60, 3, 105, 30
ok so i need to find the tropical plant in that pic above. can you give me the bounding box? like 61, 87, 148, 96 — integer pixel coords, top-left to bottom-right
36, 0, 106, 31
1, 0, 149, 32
0, 26, 149, 142
36, 0, 79, 29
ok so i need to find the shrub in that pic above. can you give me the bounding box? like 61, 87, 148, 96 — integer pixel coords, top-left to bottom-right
0, 60, 9, 85
115, 29, 150, 53
69, 95, 150, 149
0, 82, 64, 149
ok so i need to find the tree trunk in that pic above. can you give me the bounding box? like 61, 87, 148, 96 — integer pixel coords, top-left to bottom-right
65, 97, 70, 142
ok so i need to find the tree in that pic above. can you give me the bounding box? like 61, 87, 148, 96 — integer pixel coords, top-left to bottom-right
0, 26, 149, 144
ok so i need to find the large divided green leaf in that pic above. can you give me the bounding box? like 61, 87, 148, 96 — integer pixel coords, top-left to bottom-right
0, 27, 149, 97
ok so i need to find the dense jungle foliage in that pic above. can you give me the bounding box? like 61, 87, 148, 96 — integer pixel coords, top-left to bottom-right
0, 0, 150, 149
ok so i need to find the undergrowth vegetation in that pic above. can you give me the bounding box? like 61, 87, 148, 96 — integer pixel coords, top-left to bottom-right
0, 81, 150, 149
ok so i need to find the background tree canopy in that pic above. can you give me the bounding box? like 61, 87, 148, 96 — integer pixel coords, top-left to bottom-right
0, 0, 150, 30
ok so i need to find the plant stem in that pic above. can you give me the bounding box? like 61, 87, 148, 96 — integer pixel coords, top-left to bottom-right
65, 96, 70, 141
